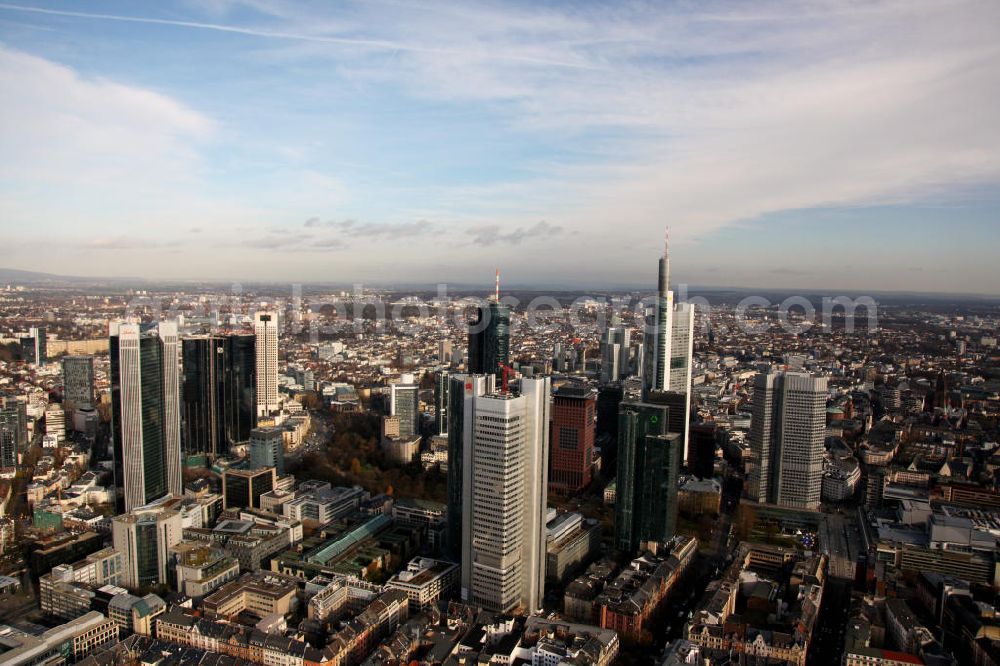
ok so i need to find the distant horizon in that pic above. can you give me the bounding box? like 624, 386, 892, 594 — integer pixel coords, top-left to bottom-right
3, 265, 999, 300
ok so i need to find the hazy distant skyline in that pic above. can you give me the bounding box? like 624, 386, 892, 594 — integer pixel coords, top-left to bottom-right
1, 1, 999, 293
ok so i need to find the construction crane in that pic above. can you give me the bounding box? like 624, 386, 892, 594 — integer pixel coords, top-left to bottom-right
497, 362, 516, 395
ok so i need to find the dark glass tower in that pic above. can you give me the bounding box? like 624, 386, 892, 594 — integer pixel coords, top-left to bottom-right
445, 373, 467, 557
614, 395, 682, 554
0, 401, 27, 469
434, 370, 449, 436
467, 302, 510, 379
181, 337, 215, 458
181, 334, 256, 459
689, 422, 719, 479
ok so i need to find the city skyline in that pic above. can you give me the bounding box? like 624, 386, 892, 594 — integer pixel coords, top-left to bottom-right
1, 1, 999, 292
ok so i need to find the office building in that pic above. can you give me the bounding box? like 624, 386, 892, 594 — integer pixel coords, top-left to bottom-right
689, 422, 720, 479
549, 384, 597, 494
0, 612, 118, 665
386, 557, 459, 611
446, 373, 493, 556
254, 311, 279, 417
641, 230, 695, 464
109, 321, 182, 511
249, 426, 285, 475
181, 333, 256, 458
390, 376, 420, 439
596, 384, 624, 448
112, 501, 183, 589
21, 326, 46, 366
467, 302, 510, 379
0, 400, 27, 469
434, 370, 449, 435
748, 371, 828, 510
222, 467, 276, 510
438, 340, 453, 365
600, 321, 631, 384
458, 376, 550, 614
44, 404, 65, 443
62, 355, 95, 409
614, 395, 683, 553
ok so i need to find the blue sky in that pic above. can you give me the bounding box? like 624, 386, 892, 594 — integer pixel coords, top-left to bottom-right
0, 0, 998, 292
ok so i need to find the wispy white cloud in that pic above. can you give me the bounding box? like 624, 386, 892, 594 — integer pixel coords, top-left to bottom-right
0, 44, 212, 191
0, 0, 998, 289
0, 2, 599, 69
467, 221, 564, 246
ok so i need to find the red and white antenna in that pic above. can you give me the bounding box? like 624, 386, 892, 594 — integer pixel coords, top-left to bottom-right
495, 268, 500, 303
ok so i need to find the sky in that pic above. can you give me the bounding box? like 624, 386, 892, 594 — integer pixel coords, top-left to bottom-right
0, 0, 999, 293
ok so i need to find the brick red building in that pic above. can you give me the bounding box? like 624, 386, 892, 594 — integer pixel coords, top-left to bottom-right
549, 384, 596, 494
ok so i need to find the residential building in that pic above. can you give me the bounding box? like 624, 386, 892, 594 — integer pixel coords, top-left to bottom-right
390, 377, 419, 439
62, 354, 96, 409
254, 311, 279, 417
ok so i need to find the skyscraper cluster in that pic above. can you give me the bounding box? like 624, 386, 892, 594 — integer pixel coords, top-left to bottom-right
612, 229, 693, 553
641, 231, 695, 462
108, 312, 278, 511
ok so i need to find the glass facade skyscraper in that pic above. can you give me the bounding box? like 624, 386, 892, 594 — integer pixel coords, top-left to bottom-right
467, 302, 510, 379
181, 334, 256, 459
614, 396, 682, 553
109, 321, 182, 511
0, 400, 27, 469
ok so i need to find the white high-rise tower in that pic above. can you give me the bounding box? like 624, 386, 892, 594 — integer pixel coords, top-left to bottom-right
254, 311, 279, 417
109, 321, 182, 511
459, 376, 549, 614
642, 228, 695, 463
748, 371, 827, 510
600, 316, 631, 384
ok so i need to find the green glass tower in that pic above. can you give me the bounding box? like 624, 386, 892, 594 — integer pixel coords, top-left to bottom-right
467, 302, 510, 379
109, 321, 182, 511
614, 395, 682, 554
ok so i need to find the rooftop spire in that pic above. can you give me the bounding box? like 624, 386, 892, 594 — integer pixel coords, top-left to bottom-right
659, 226, 671, 296
495, 268, 500, 303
